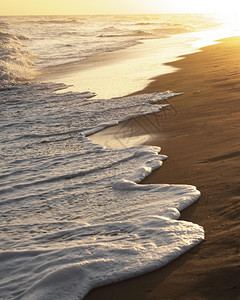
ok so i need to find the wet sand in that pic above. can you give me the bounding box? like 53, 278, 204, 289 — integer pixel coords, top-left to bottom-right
86, 37, 240, 299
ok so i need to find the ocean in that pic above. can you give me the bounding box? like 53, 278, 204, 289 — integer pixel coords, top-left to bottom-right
0, 14, 223, 299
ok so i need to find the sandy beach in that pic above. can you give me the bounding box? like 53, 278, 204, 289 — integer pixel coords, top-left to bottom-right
86, 37, 240, 299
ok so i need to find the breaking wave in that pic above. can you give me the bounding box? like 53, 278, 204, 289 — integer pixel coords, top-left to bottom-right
0, 30, 36, 88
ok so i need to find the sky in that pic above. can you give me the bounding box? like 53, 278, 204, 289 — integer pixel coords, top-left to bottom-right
1, 0, 239, 16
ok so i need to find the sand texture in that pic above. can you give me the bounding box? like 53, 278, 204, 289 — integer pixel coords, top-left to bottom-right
86, 37, 240, 299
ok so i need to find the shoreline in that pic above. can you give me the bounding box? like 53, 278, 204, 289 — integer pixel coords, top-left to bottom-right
38, 29, 222, 99
86, 37, 240, 299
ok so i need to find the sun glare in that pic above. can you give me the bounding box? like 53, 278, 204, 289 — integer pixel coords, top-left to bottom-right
212, 1, 240, 30
208, 0, 240, 18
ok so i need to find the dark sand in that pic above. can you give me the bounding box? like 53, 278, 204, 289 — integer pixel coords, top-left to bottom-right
86, 37, 240, 299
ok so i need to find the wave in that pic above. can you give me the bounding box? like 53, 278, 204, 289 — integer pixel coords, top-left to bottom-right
35, 19, 82, 24
136, 22, 154, 26
0, 21, 10, 27
98, 29, 153, 38
0, 30, 37, 88
0, 79, 204, 299
98, 22, 196, 41
3, 17, 85, 25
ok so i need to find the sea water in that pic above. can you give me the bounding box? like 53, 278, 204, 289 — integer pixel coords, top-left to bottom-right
0, 15, 220, 299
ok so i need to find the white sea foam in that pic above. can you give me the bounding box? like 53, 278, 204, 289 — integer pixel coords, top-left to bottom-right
0, 82, 204, 299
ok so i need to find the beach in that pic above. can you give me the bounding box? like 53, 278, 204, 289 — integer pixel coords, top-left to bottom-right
1, 15, 239, 299
86, 37, 240, 299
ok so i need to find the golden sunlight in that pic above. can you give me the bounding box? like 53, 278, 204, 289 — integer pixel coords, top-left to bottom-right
1, 0, 240, 16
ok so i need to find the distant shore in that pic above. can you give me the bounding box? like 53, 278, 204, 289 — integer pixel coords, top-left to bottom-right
86, 37, 240, 299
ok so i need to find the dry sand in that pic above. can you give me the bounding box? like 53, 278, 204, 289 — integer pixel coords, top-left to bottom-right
86, 37, 240, 299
